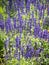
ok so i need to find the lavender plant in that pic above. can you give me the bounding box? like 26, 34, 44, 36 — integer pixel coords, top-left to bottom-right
0, 0, 49, 65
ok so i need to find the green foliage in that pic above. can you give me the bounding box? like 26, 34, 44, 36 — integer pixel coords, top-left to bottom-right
0, 31, 5, 64
0, 39, 4, 63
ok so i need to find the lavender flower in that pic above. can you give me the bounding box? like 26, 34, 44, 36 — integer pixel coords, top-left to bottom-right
15, 36, 21, 48
17, 52, 20, 60
34, 24, 41, 37
25, 44, 34, 58
14, 49, 18, 57
39, 10, 43, 19
4, 37, 10, 54
37, 3, 43, 11
19, 19, 23, 27
14, 2, 17, 11
13, 17, 17, 29
38, 30, 43, 38
33, 18, 36, 26
26, 0, 30, 12
0, 20, 4, 30
35, 48, 43, 57
48, 33, 49, 42
31, 0, 36, 5
16, 0, 21, 10
28, 19, 32, 29
42, 30, 48, 40
20, 0, 24, 13
19, 27, 22, 33
5, 17, 13, 33
14, 49, 20, 60
20, 46, 25, 57
18, 13, 23, 30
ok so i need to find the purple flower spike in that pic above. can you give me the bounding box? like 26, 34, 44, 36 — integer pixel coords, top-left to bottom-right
42, 30, 48, 40
26, 0, 30, 12
25, 44, 34, 59
35, 48, 43, 57
4, 37, 10, 48
20, 46, 25, 57
19, 27, 22, 33
15, 36, 21, 48
33, 18, 36, 26
14, 50, 20, 60
25, 48, 34, 59
13, 17, 17, 29
17, 52, 20, 60
28, 19, 32, 29
38, 30, 43, 38
31, 0, 36, 5
0, 20, 4, 30
5, 17, 13, 33
20, 0, 24, 12
47, 33, 49, 42
34, 24, 41, 37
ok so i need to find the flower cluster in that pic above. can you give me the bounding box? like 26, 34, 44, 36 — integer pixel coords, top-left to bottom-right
34, 24, 49, 41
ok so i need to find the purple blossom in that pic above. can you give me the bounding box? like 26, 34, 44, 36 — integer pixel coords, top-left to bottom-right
42, 30, 48, 40
47, 33, 49, 42
25, 44, 34, 58
31, 0, 36, 5
19, 19, 23, 27
18, 13, 23, 29
26, 0, 30, 12
18, 27, 22, 33
20, 46, 25, 57
35, 48, 43, 57
15, 36, 21, 48
13, 17, 17, 29
4, 37, 10, 46
38, 30, 43, 38
16, 0, 21, 10
28, 19, 32, 29
14, 2, 17, 11
37, 3, 43, 11
21, 0, 24, 13
42, 4, 46, 10
22, 21, 26, 30
33, 18, 36, 26
4, 37, 10, 54
19, 0, 24, 11
17, 52, 20, 60
5, 17, 13, 33
34, 24, 41, 37
32, 12, 34, 18
14, 49, 20, 60
0, 20, 4, 30
39, 10, 43, 19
